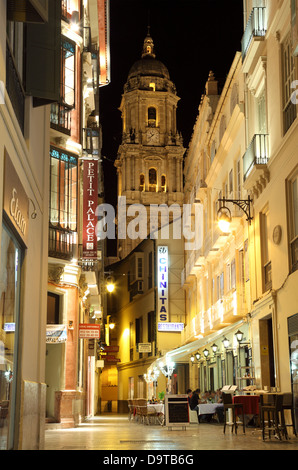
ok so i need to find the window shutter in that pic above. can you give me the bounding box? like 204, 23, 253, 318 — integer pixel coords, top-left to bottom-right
25, 0, 61, 106
7, 0, 48, 23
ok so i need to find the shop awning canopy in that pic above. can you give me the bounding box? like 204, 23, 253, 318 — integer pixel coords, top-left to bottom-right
148, 318, 245, 372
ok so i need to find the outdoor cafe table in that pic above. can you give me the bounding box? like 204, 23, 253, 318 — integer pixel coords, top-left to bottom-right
147, 403, 164, 414
233, 395, 260, 415
198, 403, 224, 416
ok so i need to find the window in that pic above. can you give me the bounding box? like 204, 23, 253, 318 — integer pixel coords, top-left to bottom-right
149, 82, 155, 91
49, 147, 78, 259
282, 33, 296, 134
147, 311, 154, 345
148, 107, 157, 127
47, 292, 60, 324
229, 169, 233, 196
149, 168, 157, 192
148, 251, 153, 289
260, 209, 271, 291
236, 159, 241, 198
139, 174, 145, 192
50, 37, 76, 134
288, 173, 298, 272
161, 175, 166, 192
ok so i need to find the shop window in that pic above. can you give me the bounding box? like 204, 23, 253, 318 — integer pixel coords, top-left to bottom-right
0, 223, 23, 449
149, 168, 157, 192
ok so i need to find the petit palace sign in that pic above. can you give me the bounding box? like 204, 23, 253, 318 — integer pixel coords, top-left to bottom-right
3, 150, 29, 245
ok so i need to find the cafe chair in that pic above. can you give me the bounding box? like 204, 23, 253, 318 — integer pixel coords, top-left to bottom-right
222, 392, 245, 434
280, 393, 297, 439
260, 394, 285, 441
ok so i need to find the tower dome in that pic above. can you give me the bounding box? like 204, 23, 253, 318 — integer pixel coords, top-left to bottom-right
127, 31, 170, 80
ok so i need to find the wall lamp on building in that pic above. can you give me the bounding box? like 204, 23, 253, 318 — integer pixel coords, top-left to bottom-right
203, 348, 209, 359
105, 272, 115, 293
211, 343, 218, 355
217, 195, 253, 233
235, 329, 250, 348
190, 355, 195, 364
195, 352, 201, 361
222, 337, 230, 349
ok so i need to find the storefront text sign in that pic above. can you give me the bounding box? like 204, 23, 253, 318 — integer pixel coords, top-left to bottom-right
79, 323, 100, 339
46, 325, 67, 343
82, 158, 98, 259
157, 246, 168, 322
3, 150, 29, 245
158, 322, 184, 332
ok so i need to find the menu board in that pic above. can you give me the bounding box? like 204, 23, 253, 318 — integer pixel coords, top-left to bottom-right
165, 395, 189, 428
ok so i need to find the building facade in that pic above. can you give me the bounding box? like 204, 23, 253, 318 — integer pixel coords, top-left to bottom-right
156, 0, 298, 431
0, 0, 51, 450
46, 0, 110, 428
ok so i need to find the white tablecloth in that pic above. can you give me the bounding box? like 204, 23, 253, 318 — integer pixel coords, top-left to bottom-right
198, 403, 223, 415
147, 403, 164, 414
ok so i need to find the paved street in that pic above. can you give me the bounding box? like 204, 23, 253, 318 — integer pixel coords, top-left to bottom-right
44, 413, 298, 452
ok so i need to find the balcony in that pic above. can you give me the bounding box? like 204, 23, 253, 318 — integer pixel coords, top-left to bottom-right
49, 226, 75, 261
242, 7, 267, 72
243, 134, 269, 194
50, 103, 72, 135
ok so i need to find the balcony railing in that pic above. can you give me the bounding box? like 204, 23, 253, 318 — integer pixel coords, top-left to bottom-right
50, 103, 72, 135
242, 7, 267, 60
6, 42, 25, 134
243, 134, 269, 182
49, 226, 74, 260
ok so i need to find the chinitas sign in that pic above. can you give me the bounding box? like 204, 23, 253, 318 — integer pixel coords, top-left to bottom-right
82, 158, 98, 259
157, 246, 169, 322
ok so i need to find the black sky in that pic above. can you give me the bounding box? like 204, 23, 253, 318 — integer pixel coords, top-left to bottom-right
100, 0, 244, 255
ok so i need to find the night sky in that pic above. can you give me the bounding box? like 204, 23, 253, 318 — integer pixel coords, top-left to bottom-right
100, 0, 244, 255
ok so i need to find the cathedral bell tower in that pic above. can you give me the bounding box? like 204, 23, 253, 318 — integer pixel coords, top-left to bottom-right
115, 31, 185, 258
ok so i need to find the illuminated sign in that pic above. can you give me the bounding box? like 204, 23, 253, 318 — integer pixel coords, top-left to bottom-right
158, 322, 184, 332
79, 323, 100, 339
157, 246, 168, 322
83, 159, 98, 259
4, 323, 15, 332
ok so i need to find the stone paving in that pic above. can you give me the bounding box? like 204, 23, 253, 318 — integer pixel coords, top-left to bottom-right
44, 413, 298, 452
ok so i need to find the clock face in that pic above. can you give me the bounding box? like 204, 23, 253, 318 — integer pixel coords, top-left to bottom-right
147, 129, 159, 145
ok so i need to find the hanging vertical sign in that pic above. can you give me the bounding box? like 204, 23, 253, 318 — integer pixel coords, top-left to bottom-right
157, 246, 169, 322
83, 159, 98, 259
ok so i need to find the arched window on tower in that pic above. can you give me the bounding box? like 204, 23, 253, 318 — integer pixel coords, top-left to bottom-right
161, 175, 166, 192
139, 174, 145, 192
149, 168, 157, 192
148, 107, 157, 127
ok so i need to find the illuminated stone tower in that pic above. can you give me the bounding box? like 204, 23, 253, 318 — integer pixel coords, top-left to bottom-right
115, 30, 185, 258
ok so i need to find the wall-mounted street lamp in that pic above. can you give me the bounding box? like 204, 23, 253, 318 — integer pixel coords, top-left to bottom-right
217, 196, 253, 232
222, 337, 230, 349
203, 348, 209, 359
190, 355, 195, 363
195, 352, 201, 361
211, 343, 218, 355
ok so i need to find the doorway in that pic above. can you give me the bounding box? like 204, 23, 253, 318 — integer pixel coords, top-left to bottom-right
259, 316, 275, 388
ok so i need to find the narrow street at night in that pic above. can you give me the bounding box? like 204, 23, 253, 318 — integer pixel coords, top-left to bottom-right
1, 0, 298, 454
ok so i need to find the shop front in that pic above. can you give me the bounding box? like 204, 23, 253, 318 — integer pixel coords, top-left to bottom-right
0, 151, 28, 449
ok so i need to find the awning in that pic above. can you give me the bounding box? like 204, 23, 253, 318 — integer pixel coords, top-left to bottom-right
149, 319, 245, 371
